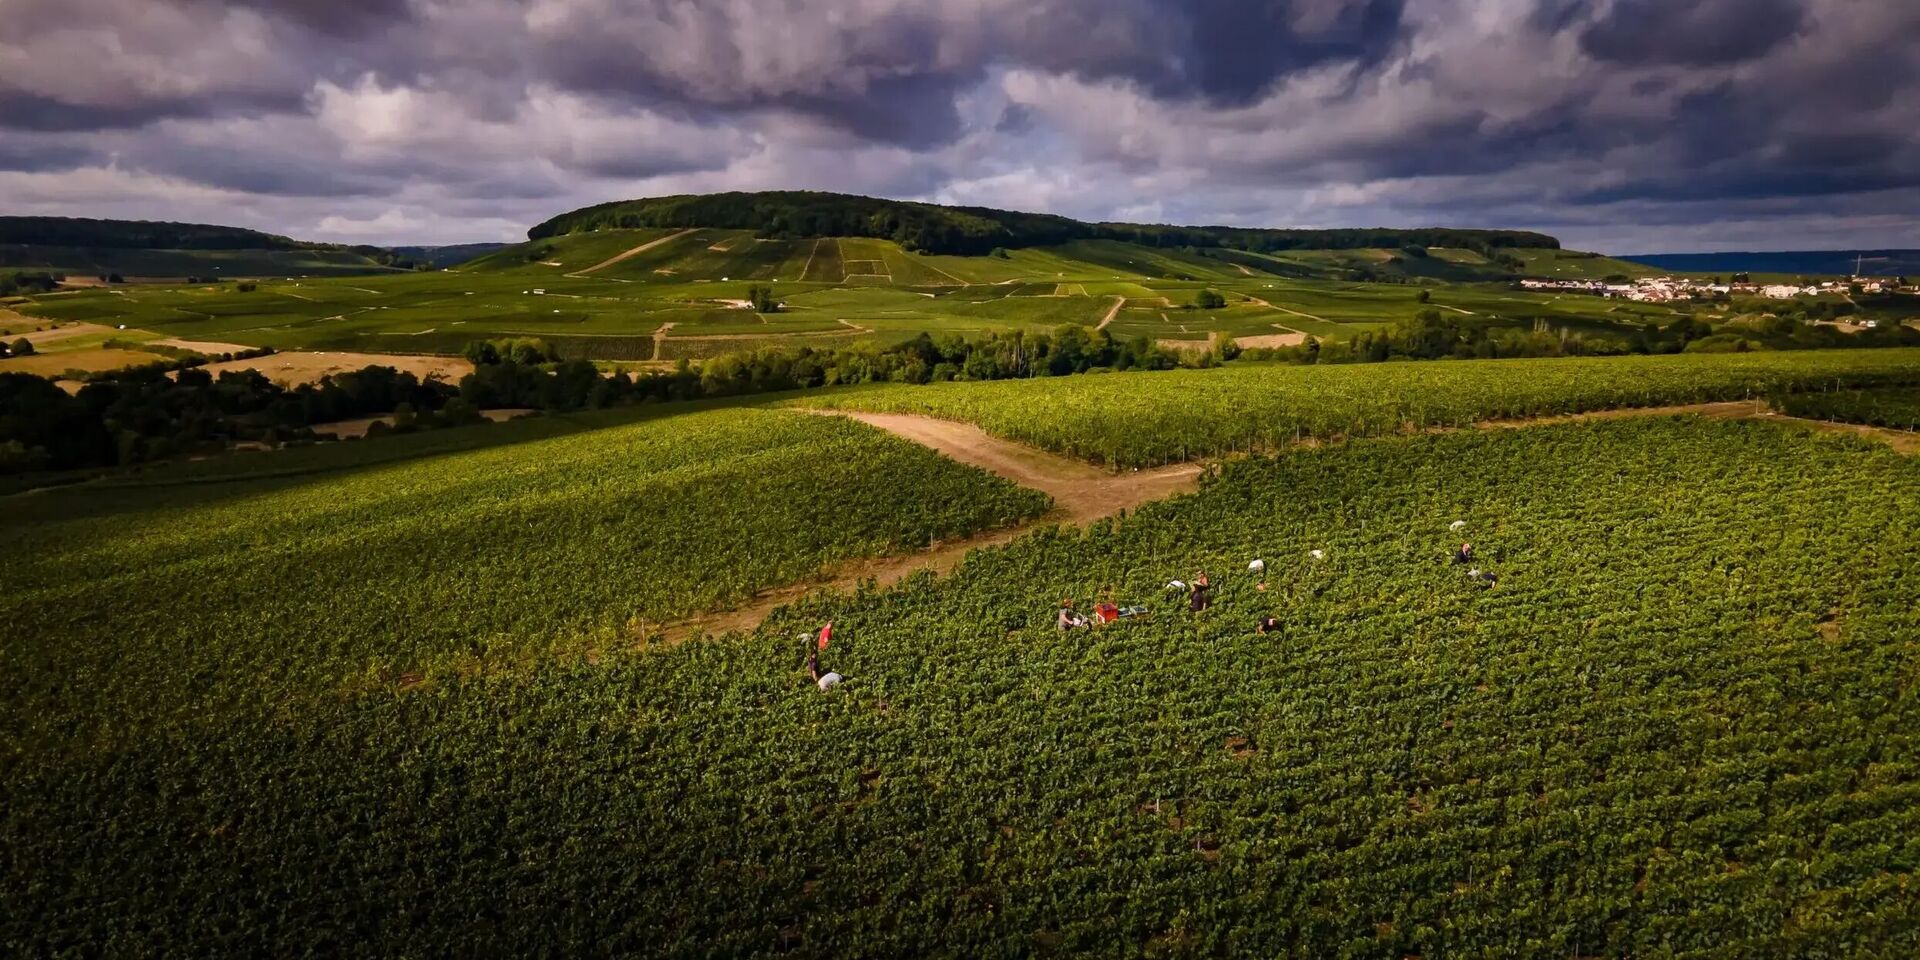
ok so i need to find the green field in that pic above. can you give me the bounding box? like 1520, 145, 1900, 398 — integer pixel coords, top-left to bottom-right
9, 225, 1769, 365
802, 349, 1920, 466
6, 403, 1918, 954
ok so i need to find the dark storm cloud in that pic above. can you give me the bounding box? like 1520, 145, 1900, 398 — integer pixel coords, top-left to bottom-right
228, 0, 419, 37
0, 92, 187, 133
514, 0, 1415, 147
0, 0, 1915, 250
0, 137, 97, 172
1580, 0, 1806, 66
1151, 0, 1407, 104
128, 143, 393, 199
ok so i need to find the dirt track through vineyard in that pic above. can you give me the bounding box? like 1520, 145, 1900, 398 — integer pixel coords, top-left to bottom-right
566, 228, 698, 277
819, 410, 1206, 523
652, 411, 1203, 642
649, 400, 1915, 643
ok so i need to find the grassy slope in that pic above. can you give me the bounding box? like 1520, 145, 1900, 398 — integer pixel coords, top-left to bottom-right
6, 415, 1917, 955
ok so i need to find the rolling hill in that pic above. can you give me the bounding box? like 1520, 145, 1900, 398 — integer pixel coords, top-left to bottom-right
527, 190, 1562, 257
0, 216, 416, 278
19, 192, 1873, 371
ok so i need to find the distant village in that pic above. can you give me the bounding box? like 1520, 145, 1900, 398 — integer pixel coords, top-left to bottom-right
1519, 274, 1917, 305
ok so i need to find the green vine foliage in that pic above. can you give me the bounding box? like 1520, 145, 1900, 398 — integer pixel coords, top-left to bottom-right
6, 416, 1918, 956
801, 348, 1920, 467
0, 407, 1048, 751
1777, 385, 1920, 431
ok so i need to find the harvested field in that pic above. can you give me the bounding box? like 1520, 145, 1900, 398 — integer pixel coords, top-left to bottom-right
3, 347, 166, 379
311, 408, 536, 439
1234, 332, 1308, 349
191, 351, 473, 386
154, 336, 257, 354
1156, 337, 1213, 352
20, 322, 116, 347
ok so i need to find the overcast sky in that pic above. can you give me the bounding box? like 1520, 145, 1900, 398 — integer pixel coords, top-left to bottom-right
3, 0, 1916, 253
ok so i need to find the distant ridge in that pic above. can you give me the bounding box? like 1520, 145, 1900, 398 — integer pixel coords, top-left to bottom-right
0, 215, 418, 277
530, 190, 1561, 257
389, 242, 511, 269
1622, 250, 1920, 277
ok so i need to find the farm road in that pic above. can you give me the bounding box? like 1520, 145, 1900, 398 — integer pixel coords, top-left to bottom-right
651, 400, 1915, 643
652, 410, 1201, 642
566, 228, 698, 277
817, 410, 1203, 524
1245, 295, 1327, 324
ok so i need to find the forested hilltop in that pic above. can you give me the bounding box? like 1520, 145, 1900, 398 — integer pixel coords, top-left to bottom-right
528, 191, 1561, 257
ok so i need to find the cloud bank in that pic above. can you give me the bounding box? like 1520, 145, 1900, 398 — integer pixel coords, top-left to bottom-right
2, 0, 1915, 251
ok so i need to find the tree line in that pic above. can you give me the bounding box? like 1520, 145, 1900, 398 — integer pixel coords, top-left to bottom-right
0, 364, 474, 474
6, 313, 1913, 476
0, 271, 61, 297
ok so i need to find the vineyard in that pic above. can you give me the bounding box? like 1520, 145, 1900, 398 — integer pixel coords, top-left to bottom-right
6, 415, 1919, 956
800, 348, 1920, 466
0, 406, 1049, 750
1776, 385, 1920, 432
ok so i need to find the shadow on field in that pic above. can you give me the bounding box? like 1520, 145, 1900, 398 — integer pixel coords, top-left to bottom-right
0, 391, 826, 525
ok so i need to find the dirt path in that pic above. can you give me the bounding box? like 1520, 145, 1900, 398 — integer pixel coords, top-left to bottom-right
798, 238, 824, 281
1467, 400, 1919, 452
649, 399, 1916, 644
655, 322, 873, 344
1789, 417, 1920, 454
652, 410, 1203, 642
818, 410, 1203, 524
1472, 400, 1760, 431
566, 229, 698, 278
1246, 295, 1329, 324
1097, 296, 1127, 330
917, 257, 967, 286
654, 523, 1040, 642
